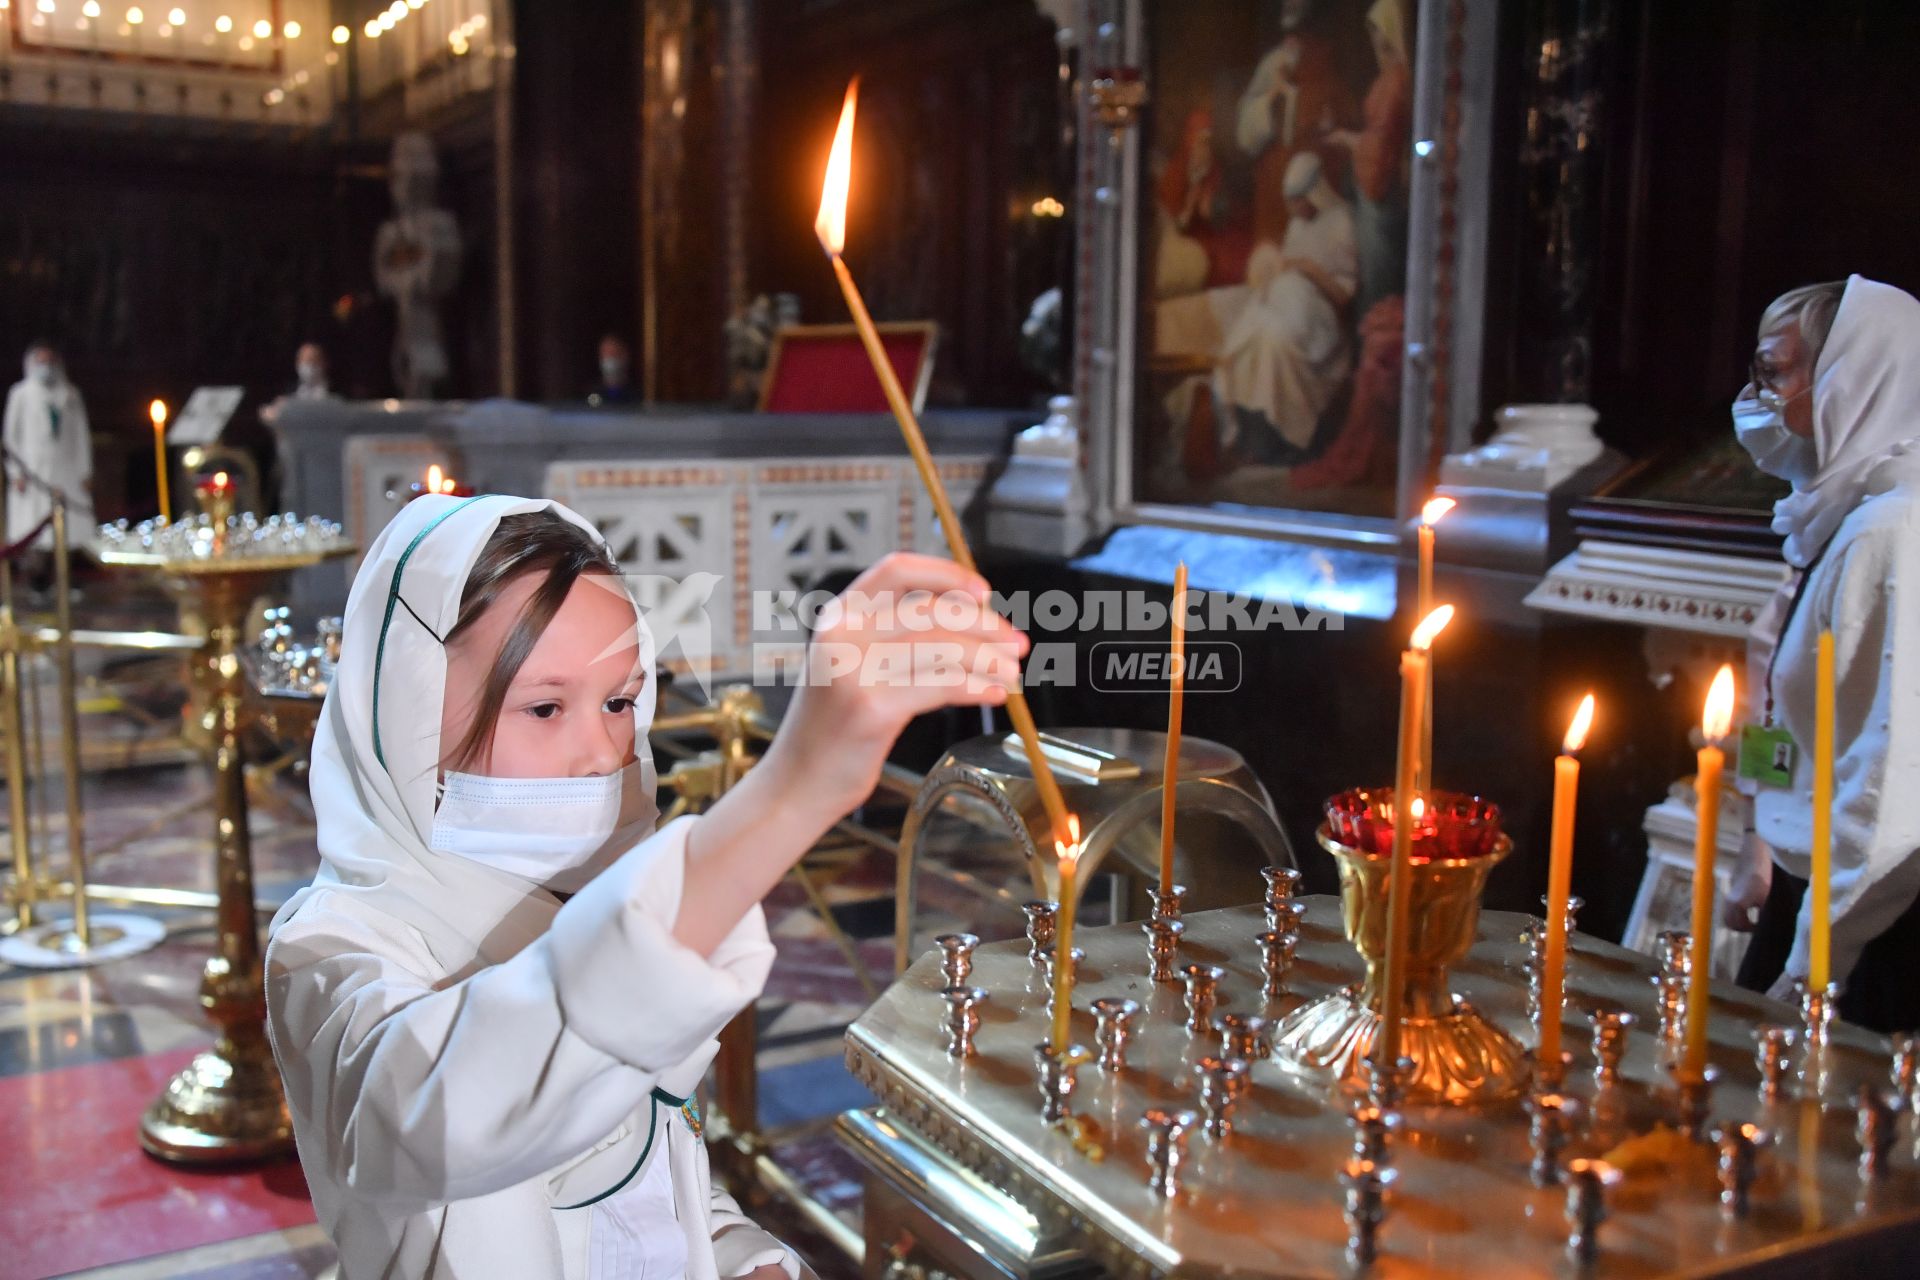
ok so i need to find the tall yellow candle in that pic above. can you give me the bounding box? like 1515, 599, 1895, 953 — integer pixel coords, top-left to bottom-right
149, 399, 170, 524
1415, 498, 1453, 794
1158, 561, 1189, 893
1380, 605, 1453, 1067
813, 78, 1072, 848
1684, 665, 1737, 1077
1539, 693, 1595, 1069
1050, 815, 1084, 1054
1810, 630, 1835, 991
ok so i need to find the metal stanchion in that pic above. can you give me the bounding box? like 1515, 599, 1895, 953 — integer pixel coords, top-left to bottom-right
0, 460, 37, 932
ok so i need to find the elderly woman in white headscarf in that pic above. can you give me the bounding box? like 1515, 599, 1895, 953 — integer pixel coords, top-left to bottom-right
1725, 276, 1920, 1032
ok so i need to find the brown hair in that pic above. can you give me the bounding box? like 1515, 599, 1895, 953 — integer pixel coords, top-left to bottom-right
440, 509, 621, 772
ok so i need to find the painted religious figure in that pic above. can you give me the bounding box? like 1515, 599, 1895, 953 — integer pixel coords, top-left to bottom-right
373, 132, 463, 400
1144, 0, 1413, 519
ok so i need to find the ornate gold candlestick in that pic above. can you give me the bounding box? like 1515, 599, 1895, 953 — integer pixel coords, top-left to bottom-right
97, 511, 352, 1163
1272, 819, 1530, 1105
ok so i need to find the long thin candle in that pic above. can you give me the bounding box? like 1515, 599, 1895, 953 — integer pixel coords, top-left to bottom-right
1380, 605, 1452, 1067
1158, 561, 1188, 893
1684, 665, 1736, 1077
1539, 693, 1595, 1069
150, 399, 170, 525
1050, 817, 1083, 1053
1810, 630, 1835, 991
1415, 498, 1452, 793
813, 80, 1072, 847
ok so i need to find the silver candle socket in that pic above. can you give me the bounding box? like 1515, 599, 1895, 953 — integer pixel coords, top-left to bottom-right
1034, 1042, 1082, 1125
1144, 917, 1185, 983
934, 932, 979, 987
1195, 1055, 1250, 1140
1533, 1049, 1573, 1094
1361, 1053, 1416, 1111
1092, 997, 1142, 1072
1666, 1062, 1720, 1141
1348, 1101, 1403, 1168
1519, 918, 1547, 962
1540, 893, 1584, 937
1712, 1123, 1766, 1218
1215, 1012, 1272, 1063
1264, 898, 1307, 938
1590, 1009, 1634, 1089
1891, 1033, 1919, 1108
1041, 946, 1086, 1019
1261, 865, 1302, 920
1526, 1091, 1580, 1187
941, 985, 989, 1058
1141, 1108, 1198, 1199
1857, 1085, 1898, 1178
1655, 929, 1693, 981
1526, 961, 1546, 1029
1149, 882, 1188, 924
1800, 981, 1841, 1050
1755, 1025, 1795, 1105
1256, 928, 1299, 999
1341, 1157, 1395, 1268
1563, 1158, 1622, 1266
1022, 901, 1058, 966
1183, 963, 1226, 1034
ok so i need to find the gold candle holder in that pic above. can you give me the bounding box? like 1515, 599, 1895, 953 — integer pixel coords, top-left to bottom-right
1272, 818, 1530, 1105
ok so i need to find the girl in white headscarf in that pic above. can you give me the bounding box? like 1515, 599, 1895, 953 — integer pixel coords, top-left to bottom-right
1725, 276, 1920, 1032
267, 493, 1026, 1278
3, 342, 93, 550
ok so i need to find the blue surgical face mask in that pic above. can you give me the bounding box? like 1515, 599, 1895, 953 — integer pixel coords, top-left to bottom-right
429, 759, 656, 892
1733, 385, 1817, 486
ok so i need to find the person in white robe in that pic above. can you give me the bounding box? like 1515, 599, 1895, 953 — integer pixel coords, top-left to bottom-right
3, 343, 93, 550
267, 493, 1026, 1277
1724, 276, 1920, 1032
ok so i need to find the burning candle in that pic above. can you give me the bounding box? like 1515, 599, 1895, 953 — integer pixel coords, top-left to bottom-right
426, 463, 444, 494
1539, 692, 1595, 1069
1684, 664, 1737, 1077
813, 77, 1071, 847
1050, 814, 1084, 1054
149, 399, 170, 524
1810, 630, 1835, 991
1380, 605, 1453, 1067
1416, 497, 1453, 793
1158, 561, 1188, 893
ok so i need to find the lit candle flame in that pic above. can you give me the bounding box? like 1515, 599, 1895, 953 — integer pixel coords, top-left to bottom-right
1409, 604, 1453, 653
149, 399, 168, 426
213, 470, 229, 488
1420, 496, 1456, 527
1702, 664, 1736, 743
1054, 812, 1083, 869
440, 477, 457, 494
1563, 692, 1596, 755
1410, 796, 1426, 820
813, 78, 859, 257
426, 464, 444, 493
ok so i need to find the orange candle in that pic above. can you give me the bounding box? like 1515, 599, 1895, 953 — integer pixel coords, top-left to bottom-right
1415, 497, 1453, 793
149, 399, 170, 524
1684, 665, 1737, 1077
1810, 631, 1835, 991
1158, 561, 1189, 892
1539, 693, 1595, 1069
814, 78, 1071, 848
1380, 605, 1453, 1066
1050, 815, 1084, 1053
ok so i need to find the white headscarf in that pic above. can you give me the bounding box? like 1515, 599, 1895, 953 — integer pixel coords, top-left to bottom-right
1772, 275, 1920, 568
274, 493, 660, 961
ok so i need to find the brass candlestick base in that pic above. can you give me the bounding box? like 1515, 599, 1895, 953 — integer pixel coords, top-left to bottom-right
100, 527, 352, 1164
1273, 825, 1529, 1105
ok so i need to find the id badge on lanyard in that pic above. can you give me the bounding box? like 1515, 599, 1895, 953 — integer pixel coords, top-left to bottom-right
1738, 555, 1823, 790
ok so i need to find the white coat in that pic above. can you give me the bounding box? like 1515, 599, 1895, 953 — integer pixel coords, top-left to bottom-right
2, 371, 92, 546
267, 493, 801, 1280
1751, 277, 1920, 985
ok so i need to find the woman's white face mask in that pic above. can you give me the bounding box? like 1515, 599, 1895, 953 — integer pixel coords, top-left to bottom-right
429, 759, 657, 892
1733, 384, 1817, 485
